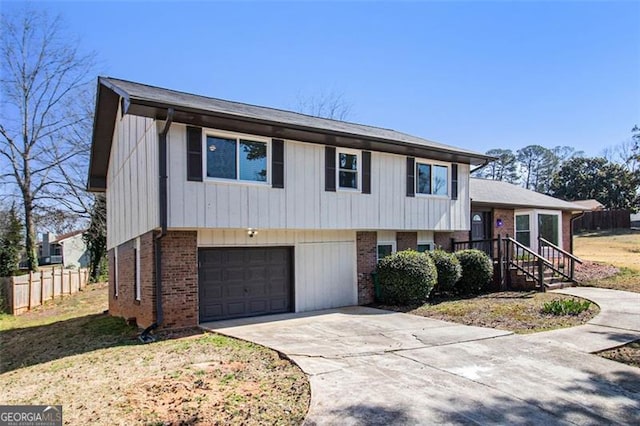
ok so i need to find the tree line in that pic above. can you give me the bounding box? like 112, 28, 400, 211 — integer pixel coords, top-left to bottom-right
473, 127, 640, 212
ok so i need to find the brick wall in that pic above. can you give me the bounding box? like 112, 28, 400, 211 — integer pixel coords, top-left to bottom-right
107, 231, 155, 328
396, 232, 417, 251
108, 230, 198, 330
356, 231, 377, 304
434, 231, 469, 252
492, 208, 515, 239
562, 211, 573, 253
160, 231, 198, 329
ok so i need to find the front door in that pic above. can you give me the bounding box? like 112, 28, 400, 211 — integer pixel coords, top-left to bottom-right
471, 211, 492, 256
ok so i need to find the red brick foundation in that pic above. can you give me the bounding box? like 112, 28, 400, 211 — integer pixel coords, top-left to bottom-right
107, 231, 155, 328
356, 231, 377, 304
108, 230, 198, 330
562, 211, 572, 252
160, 231, 198, 329
396, 232, 417, 251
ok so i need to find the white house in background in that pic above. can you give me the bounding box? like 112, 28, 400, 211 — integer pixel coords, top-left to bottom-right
87, 77, 492, 330
38, 230, 89, 269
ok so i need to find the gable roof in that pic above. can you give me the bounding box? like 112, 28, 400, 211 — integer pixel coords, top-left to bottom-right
52, 229, 86, 243
571, 199, 605, 211
89, 77, 492, 191
470, 178, 587, 211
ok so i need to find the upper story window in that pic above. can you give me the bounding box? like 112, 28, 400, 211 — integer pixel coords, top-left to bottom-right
416, 162, 448, 196
206, 134, 268, 183
337, 148, 360, 190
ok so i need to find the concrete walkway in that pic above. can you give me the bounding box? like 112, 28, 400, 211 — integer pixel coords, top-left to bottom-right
202, 288, 640, 425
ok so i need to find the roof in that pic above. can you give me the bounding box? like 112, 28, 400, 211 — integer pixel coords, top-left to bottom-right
571, 199, 605, 211
88, 77, 492, 191
51, 229, 86, 243
470, 178, 587, 212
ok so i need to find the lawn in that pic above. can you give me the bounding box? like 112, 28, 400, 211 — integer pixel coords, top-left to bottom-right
574, 229, 640, 293
378, 291, 599, 334
0, 283, 310, 425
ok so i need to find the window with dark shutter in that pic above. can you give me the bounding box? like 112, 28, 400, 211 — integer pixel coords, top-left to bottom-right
406, 157, 415, 197
325, 146, 336, 192
186, 126, 203, 181
272, 139, 284, 188
451, 164, 459, 200
362, 151, 371, 194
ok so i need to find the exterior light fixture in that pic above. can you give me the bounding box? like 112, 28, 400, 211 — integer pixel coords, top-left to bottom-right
496, 218, 504, 227
247, 228, 258, 238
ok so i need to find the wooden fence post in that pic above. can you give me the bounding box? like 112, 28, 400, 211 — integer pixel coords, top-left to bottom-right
40, 269, 44, 307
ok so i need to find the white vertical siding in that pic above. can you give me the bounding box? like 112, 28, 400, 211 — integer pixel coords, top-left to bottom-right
166, 123, 471, 232
105, 106, 159, 250
197, 229, 357, 312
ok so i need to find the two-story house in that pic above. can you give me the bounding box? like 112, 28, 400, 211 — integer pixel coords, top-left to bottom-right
88, 77, 491, 330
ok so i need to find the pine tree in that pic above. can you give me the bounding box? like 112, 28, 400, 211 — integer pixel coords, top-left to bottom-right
0, 205, 24, 276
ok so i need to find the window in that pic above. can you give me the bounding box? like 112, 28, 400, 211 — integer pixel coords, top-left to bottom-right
337, 149, 360, 190
377, 242, 396, 262
416, 163, 448, 195
417, 243, 432, 253
538, 214, 559, 246
134, 238, 141, 302
515, 214, 531, 247
206, 134, 268, 183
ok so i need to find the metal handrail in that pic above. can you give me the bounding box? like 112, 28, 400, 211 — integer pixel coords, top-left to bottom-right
505, 237, 552, 266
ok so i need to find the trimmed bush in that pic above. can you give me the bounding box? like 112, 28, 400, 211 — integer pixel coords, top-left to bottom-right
429, 250, 462, 293
377, 250, 437, 305
454, 249, 493, 295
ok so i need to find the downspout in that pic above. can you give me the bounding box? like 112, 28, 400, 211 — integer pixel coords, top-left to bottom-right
569, 211, 585, 254
140, 108, 174, 343
470, 158, 492, 175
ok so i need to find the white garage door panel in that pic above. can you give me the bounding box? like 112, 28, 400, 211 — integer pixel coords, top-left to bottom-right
296, 241, 357, 312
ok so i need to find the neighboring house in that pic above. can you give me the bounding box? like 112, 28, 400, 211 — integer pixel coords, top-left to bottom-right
463, 178, 586, 253
38, 230, 90, 269
572, 199, 605, 211
88, 77, 492, 329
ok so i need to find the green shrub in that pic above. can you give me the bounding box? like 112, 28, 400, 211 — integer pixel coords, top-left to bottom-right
542, 299, 591, 316
454, 249, 493, 295
429, 250, 462, 293
377, 250, 437, 305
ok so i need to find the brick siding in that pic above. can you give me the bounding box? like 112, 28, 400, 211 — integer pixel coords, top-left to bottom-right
562, 211, 572, 252
434, 231, 469, 252
396, 232, 417, 251
107, 231, 155, 328
356, 231, 377, 304
160, 231, 198, 329
108, 230, 198, 330
492, 208, 515, 239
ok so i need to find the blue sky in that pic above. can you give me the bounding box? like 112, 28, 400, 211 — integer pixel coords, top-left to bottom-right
5, 0, 640, 157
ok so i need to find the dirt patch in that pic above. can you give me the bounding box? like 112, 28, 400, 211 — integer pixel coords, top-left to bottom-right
574, 261, 619, 283
597, 341, 640, 368
0, 285, 310, 425
378, 292, 599, 334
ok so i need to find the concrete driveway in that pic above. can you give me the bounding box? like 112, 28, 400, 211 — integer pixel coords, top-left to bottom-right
202, 288, 640, 425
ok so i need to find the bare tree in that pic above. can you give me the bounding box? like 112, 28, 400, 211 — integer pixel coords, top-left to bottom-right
602, 135, 639, 174
296, 90, 353, 120
0, 9, 95, 270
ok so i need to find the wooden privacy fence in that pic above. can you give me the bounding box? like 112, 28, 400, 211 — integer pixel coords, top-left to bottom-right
573, 209, 631, 232
1, 268, 90, 315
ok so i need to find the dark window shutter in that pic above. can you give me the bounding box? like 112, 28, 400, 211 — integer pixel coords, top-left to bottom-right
186, 126, 203, 182
451, 164, 459, 200
406, 157, 415, 197
272, 139, 284, 188
325, 146, 336, 192
362, 151, 371, 194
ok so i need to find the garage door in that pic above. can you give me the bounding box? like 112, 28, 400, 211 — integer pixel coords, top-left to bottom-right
198, 247, 293, 322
